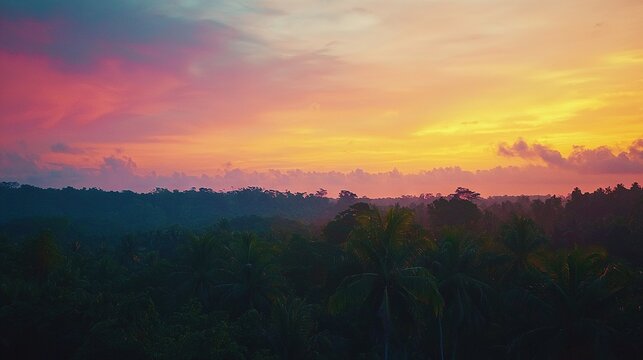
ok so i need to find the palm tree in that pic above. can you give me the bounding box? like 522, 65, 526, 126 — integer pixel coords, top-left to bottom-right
510, 247, 630, 359
329, 205, 443, 359
174, 235, 221, 307
214, 233, 284, 315
429, 230, 493, 359
269, 297, 317, 359
499, 216, 546, 284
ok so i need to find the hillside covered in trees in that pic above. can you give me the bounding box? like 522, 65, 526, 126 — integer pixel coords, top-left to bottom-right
0, 183, 642, 359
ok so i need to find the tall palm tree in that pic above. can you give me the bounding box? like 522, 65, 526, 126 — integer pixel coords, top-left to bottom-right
329, 205, 443, 360
510, 247, 630, 359
429, 230, 493, 359
174, 235, 222, 307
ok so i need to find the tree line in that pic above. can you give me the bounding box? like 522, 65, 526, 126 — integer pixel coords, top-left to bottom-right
0, 183, 641, 359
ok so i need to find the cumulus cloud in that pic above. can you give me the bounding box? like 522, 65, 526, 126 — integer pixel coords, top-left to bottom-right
498, 138, 643, 174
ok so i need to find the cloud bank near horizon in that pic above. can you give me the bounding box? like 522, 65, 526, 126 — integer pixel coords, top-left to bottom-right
2, 139, 641, 197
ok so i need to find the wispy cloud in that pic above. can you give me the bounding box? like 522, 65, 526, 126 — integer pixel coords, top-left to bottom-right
0, 0, 343, 133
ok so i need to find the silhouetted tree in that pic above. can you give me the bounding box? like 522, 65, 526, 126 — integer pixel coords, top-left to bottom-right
450, 187, 481, 201
428, 197, 482, 235
329, 205, 443, 359
510, 247, 631, 359
215, 233, 284, 315
429, 230, 493, 359
322, 202, 370, 245
498, 216, 546, 284
269, 297, 318, 359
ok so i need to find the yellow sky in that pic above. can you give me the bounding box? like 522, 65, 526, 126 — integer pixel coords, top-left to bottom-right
2, 0, 642, 194
136, 0, 643, 174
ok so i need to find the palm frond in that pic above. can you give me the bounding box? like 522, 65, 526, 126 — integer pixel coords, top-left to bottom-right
398, 267, 443, 315
328, 273, 378, 315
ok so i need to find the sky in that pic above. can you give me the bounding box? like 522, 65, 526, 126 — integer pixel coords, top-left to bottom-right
0, 0, 642, 197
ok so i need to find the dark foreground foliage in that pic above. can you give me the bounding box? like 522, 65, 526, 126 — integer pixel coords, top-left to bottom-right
0, 183, 641, 359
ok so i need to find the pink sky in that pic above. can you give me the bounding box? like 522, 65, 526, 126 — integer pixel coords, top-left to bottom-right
1, 1, 642, 196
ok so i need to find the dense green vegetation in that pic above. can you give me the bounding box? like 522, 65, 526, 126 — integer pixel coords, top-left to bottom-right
0, 183, 641, 359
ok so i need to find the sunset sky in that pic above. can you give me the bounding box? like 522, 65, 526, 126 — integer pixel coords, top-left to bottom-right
1, 0, 642, 197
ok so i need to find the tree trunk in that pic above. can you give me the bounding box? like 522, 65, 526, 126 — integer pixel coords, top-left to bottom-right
439, 315, 445, 360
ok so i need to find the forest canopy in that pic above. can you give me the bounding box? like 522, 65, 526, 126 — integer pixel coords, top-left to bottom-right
0, 182, 641, 359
